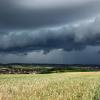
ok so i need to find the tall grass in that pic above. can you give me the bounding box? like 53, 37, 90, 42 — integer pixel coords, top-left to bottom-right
0, 72, 100, 100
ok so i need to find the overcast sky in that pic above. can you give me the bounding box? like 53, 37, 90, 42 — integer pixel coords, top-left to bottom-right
0, 0, 100, 64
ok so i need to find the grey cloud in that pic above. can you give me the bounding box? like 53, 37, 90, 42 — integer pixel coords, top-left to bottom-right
0, 0, 100, 29
0, 46, 100, 64
0, 16, 100, 54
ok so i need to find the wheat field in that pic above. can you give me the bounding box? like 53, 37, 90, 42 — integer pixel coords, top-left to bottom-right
0, 72, 100, 100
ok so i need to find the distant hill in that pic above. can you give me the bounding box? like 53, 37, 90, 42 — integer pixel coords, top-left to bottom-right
0, 63, 100, 67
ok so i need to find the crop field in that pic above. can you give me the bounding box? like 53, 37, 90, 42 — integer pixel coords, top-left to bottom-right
0, 72, 100, 100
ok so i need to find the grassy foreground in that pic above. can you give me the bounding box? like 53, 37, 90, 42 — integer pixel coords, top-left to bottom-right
0, 72, 100, 100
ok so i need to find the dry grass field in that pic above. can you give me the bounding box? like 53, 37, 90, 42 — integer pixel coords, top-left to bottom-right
0, 72, 100, 100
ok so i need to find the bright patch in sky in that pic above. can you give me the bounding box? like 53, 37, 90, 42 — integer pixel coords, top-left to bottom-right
14, 0, 94, 9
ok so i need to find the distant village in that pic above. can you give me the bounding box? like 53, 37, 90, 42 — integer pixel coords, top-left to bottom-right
0, 63, 100, 74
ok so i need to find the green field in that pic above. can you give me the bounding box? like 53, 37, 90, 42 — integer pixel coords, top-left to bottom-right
0, 72, 100, 100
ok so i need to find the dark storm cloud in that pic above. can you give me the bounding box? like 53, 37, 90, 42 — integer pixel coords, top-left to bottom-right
0, 0, 100, 64
0, 0, 100, 29
0, 16, 100, 54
